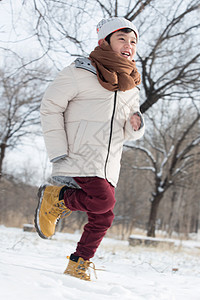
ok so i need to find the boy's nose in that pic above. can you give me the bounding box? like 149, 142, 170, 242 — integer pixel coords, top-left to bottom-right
124, 42, 131, 49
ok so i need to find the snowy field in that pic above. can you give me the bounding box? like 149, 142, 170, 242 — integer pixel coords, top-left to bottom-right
1, 226, 200, 300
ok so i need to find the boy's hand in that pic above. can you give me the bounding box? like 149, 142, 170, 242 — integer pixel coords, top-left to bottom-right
130, 113, 141, 131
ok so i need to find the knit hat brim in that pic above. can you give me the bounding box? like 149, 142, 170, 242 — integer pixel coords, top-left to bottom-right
97, 17, 139, 43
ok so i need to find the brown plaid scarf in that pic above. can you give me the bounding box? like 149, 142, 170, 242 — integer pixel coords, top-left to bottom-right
89, 40, 141, 92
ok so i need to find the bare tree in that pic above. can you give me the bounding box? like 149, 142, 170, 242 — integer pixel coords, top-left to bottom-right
0, 60, 49, 179
113, 149, 151, 238
124, 103, 200, 237
138, 0, 200, 112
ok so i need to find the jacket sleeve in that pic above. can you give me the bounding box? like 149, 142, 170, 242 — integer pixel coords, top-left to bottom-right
124, 89, 145, 141
40, 65, 78, 162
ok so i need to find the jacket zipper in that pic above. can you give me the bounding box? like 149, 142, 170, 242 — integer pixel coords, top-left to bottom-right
104, 91, 117, 179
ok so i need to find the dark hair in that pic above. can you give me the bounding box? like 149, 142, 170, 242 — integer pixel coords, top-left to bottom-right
105, 28, 133, 44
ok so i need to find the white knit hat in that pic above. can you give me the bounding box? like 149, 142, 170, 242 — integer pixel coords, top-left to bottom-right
97, 17, 139, 43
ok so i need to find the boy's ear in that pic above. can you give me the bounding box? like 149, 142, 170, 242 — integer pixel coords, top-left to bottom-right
98, 39, 110, 47
98, 39, 104, 46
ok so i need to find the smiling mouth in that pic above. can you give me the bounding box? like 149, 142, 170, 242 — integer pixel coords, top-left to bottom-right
121, 52, 131, 58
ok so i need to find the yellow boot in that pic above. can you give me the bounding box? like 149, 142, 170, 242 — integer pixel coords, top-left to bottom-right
64, 254, 97, 281
34, 185, 71, 239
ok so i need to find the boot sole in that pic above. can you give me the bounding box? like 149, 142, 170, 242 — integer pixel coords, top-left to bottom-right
34, 185, 50, 239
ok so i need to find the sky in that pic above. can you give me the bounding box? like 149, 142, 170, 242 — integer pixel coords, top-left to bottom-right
4, 135, 51, 185
1, 225, 200, 300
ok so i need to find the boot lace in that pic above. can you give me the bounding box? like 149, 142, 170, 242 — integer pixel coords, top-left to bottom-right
66, 256, 98, 280
84, 260, 98, 279
50, 200, 71, 219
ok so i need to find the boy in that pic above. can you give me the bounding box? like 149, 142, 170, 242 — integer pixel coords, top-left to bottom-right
35, 17, 145, 281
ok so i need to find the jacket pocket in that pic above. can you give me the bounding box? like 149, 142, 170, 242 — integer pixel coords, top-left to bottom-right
73, 120, 88, 153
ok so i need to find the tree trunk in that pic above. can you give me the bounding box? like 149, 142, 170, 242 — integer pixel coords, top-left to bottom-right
147, 193, 163, 237
0, 143, 6, 180
167, 191, 177, 236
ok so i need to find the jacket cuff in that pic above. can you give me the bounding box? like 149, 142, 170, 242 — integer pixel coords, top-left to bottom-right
50, 154, 67, 163
133, 111, 144, 130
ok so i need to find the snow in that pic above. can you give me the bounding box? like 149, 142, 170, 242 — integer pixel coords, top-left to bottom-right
1, 226, 200, 300
158, 186, 164, 193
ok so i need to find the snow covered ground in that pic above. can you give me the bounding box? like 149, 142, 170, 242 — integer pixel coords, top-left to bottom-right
1, 226, 200, 300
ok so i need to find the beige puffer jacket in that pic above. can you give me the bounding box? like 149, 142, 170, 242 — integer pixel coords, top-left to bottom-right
40, 61, 145, 187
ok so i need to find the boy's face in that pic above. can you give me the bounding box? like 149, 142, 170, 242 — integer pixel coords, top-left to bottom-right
109, 30, 137, 61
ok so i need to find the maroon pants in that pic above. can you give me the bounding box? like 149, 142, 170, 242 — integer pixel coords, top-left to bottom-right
63, 177, 116, 260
